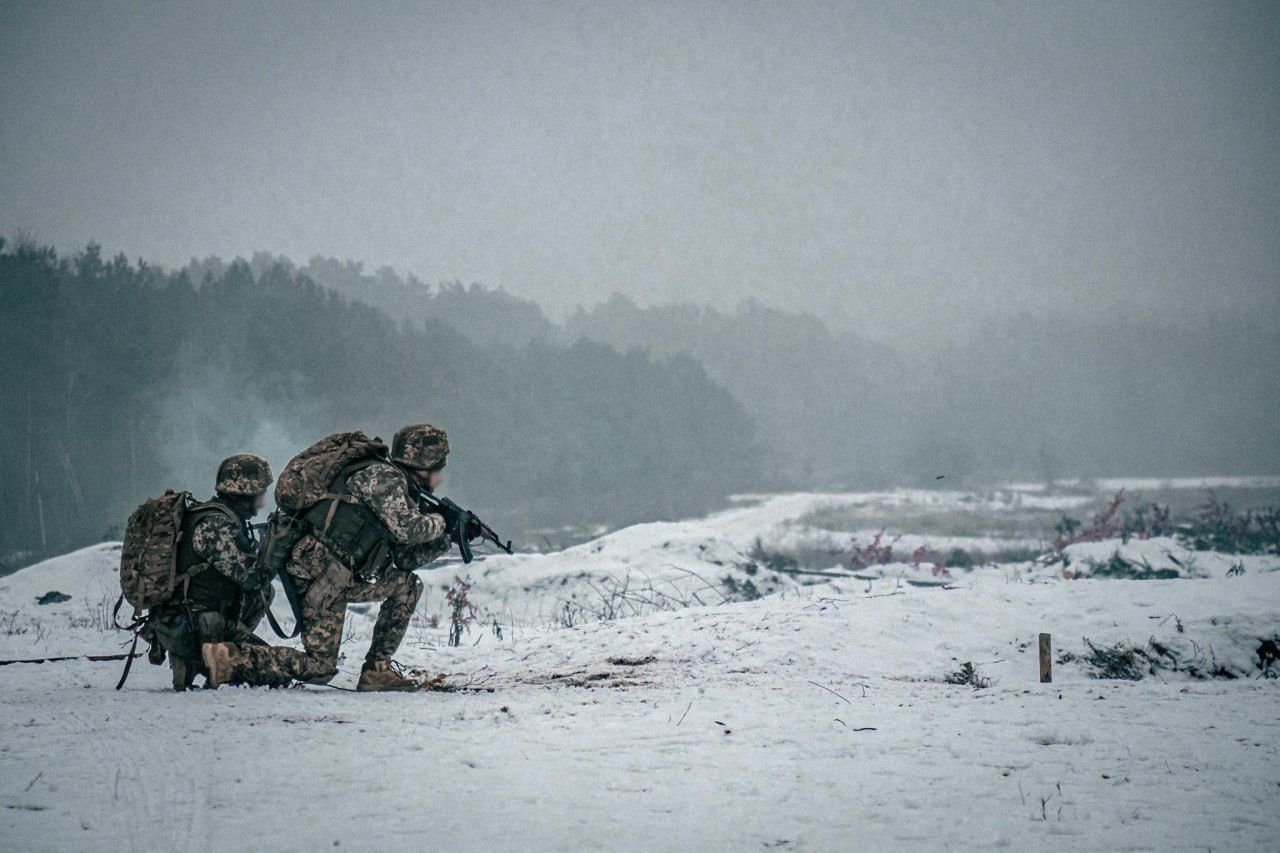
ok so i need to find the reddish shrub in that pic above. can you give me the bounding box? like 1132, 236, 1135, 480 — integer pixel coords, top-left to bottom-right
848, 530, 901, 570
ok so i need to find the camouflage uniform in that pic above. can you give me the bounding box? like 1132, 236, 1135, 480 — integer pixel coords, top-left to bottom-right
229, 460, 449, 685
151, 498, 277, 689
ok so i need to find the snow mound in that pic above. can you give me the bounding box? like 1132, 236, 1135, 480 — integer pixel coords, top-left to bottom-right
706, 491, 870, 549
458, 521, 791, 626
1060, 536, 1278, 579
0, 543, 126, 659
0, 543, 122, 617
708, 489, 1053, 563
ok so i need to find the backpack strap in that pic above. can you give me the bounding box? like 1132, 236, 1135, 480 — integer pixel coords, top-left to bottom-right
112, 592, 143, 631
303, 458, 405, 582
188, 501, 242, 527
114, 631, 141, 691
264, 604, 300, 639
113, 607, 155, 690
317, 458, 385, 534
178, 501, 246, 582
267, 561, 304, 638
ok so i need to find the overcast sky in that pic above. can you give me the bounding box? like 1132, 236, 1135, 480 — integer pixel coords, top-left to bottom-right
3, 1, 1277, 328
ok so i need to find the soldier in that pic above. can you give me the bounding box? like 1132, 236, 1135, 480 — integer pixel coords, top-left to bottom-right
151, 454, 277, 690
202, 424, 472, 692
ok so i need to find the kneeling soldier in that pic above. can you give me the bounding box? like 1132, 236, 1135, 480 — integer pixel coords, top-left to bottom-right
151, 454, 278, 690
203, 424, 463, 692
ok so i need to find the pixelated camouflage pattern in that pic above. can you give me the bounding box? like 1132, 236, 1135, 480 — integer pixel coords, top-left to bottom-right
215, 454, 274, 496
190, 512, 271, 590
237, 581, 274, 631
390, 423, 449, 470
118, 490, 187, 611
151, 503, 281, 688
154, 606, 278, 689
394, 535, 452, 570
274, 431, 385, 514
224, 534, 425, 685
346, 461, 448, 548
207, 454, 451, 686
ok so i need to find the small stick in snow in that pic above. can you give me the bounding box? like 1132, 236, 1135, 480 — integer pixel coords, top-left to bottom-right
1039, 633, 1052, 683
24, 772, 42, 792
676, 701, 693, 726
808, 680, 851, 704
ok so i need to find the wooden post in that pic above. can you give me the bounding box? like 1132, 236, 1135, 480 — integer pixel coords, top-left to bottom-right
1039, 633, 1052, 683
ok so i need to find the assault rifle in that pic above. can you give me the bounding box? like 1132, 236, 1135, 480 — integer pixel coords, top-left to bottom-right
413, 489, 514, 564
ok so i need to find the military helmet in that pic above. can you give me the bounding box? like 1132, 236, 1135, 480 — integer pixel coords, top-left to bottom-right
390, 424, 449, 470
215, 454, 274, 496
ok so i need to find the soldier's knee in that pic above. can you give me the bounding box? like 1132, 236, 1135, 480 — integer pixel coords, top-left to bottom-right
391, 572, 422, 609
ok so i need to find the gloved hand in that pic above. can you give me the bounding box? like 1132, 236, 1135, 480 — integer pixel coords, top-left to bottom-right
464, 516, 484, 542
239, 583, 274, 629
431, 501, 462, 530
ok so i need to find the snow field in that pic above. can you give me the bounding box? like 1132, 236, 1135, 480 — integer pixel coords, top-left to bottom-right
2, 488, 1278, 851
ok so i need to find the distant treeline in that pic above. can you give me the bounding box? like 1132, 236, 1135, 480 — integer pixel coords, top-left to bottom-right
4, 240, 1275, 567
271, 252, 1278, 488
0, 241, 754, 565
564, 296, 1280, 485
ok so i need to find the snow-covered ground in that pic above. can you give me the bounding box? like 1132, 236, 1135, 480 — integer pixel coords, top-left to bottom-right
2, 492, 1279, 851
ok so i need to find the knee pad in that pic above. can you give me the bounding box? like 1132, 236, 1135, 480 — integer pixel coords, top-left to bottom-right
405, 573, 424, 606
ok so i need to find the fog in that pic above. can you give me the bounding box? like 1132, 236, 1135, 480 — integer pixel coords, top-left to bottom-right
2, 2, 1278, 567
4, 1, 1278, 332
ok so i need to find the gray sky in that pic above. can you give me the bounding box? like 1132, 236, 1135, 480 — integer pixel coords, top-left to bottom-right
3, 1, 1277, 327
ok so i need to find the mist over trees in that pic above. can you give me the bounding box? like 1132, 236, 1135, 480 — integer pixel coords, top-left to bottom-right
0, 241, 753, 566
564, 295, 909, 484
191, 253, 559, 348
2, 238, 1275, 568
290, 257, 1278, 488
568, 297, 1280, 486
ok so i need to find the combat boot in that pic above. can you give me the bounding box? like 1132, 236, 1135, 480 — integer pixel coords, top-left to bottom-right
171, 656, 198, 691
357, 660, 420, 692
201, 642, 242, 688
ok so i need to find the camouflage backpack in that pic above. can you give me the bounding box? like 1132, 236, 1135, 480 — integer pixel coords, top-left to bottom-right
117, 489, 242, 614
118, 489, 195, 615
115, 490, 238, 689
274, 431, 388, 515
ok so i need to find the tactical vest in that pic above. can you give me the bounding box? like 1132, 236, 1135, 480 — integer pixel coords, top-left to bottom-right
174, 499, 254, 615
299, 459, 401, 581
